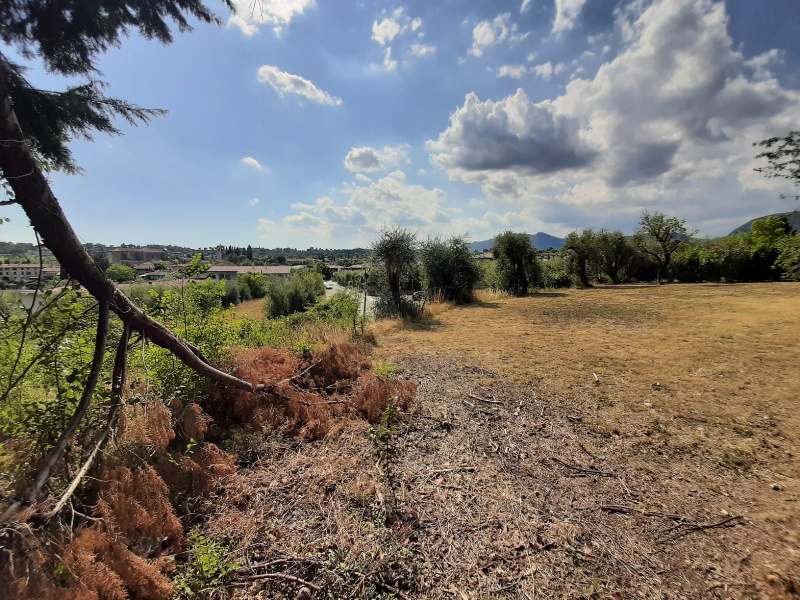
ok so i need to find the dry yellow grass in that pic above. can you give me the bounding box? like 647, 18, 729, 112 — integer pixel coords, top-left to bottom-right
379, 283, 800, 452
234, 298, 266, 320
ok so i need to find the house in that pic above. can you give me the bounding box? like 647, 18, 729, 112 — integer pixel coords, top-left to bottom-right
341, 263, 366, 271
132, 262, 155, 274
0, 263, 60, 283
473, 252, 494, 260
205, 265, 292, 282
108, 247, 168, 266
138, 271, 169, 281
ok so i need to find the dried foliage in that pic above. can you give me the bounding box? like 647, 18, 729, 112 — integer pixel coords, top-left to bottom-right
212, 342, 416, 439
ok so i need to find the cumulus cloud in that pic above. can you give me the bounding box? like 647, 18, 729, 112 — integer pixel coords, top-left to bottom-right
241, 156, 263, 170
250, 198, 261, 207
229, 0, 314, 36
344, 144, 411, 173
428, 0, 800, 234
257, 65, 342, 106
372, 12, 406, 46
369, 8, 429, 72
553, 0, 588, 33
470, 14, 527, 57
497, 64, 529, 79
532, 62, 554, 80
427, 89, 597, 175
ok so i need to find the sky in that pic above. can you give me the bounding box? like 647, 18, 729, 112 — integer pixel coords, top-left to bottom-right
2, 0, 800, 249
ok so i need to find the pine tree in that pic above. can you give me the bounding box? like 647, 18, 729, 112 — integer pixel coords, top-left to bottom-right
0, 0, 256, 520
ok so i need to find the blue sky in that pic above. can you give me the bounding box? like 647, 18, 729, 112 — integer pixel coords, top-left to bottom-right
3, 0, 800, 248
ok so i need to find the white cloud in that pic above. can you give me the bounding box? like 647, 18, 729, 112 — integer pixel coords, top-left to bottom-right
355, 173, 372, 183
241, 156, 263, 170
526, 52, 538, 62
257, 218, 276, 237
497, 64, 529, 79
408, 43, 436, 58
553, 0, 588, 33
370, 8, 429, 72
520, 0, 533, 13
257, 65, 342, 106
427, 0, 800, 235
470, 14, 527, 57
250, 198, 261, 207
228, 0, 314, 36
344, 144, 411, 173
372, 14, 406, 46
532, 62, 553, 80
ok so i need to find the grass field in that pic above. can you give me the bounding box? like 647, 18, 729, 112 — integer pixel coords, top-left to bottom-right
198, 283, 800, 599
367, 283, 800, 598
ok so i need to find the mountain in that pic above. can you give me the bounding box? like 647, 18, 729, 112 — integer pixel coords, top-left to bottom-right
469, 232, 565, 252
729, 211, 800, 235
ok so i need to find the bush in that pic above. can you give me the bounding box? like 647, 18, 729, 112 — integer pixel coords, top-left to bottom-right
236, 272, 267, 299
263, 270, 325, 318
540, 255, 576, 288
419, 235, 481, 303
106, 264, 136, 282
776, 234, 800, 281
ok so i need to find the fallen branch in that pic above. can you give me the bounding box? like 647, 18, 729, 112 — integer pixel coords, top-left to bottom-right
353, 571, 411, 600
549, 457, 616, 477
663, 515, 745, 539
468, 393, 503, 405
600, 505, 684, 520
244, 572, 321, 591
0, 63, 256, 396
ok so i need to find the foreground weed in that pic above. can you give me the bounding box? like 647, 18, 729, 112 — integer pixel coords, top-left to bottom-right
369, 403, 401, 517
173, 529, 239, 598
373, 360, 399, 378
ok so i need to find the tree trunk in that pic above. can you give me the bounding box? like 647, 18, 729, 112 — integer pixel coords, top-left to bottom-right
0, 60, 255, 394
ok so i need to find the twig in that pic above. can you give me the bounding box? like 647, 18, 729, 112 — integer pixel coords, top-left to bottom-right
664, 515, 744, 538
549, 457, 616, 477
353, 571, 411, 600
244, 572, 321, 591
431, 466, 475, 474
468, 393, 502, 405
600, 505, 683, 520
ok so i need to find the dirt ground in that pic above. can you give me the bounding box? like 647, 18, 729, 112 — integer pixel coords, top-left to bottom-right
214, 283, 800, 599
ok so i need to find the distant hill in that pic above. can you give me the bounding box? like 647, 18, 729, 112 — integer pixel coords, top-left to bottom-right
729, 211, 800, 235
469, 232, 565, 252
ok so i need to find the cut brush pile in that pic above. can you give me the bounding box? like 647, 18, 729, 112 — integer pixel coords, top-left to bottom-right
0, 341, 415, 600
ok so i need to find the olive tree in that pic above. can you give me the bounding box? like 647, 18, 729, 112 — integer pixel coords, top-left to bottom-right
563, 229, 596, 287
491, 231, 539, 295
633, 212, 695, 283
594, 229, 636, 284
419, 235, 481, 303
370, 227, 418, 314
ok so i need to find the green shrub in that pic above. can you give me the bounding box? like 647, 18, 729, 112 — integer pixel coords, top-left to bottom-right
419, 235, 481, 303
263, 270, 325, 318
105, 263, 136, 282
540, 254, 576, 288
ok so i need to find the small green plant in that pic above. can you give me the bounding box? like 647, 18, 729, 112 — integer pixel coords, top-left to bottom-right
373, 360, 398, 378
173, 529, 239, 598
294, 333, 316, 359
369, 403, 401, 517
720, 448, 755, 470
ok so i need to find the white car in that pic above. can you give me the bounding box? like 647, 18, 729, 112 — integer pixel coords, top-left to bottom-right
324, 281, 334, 289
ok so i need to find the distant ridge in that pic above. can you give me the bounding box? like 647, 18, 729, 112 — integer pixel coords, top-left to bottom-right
729, 211, 800, 235
469, 232, 565, 252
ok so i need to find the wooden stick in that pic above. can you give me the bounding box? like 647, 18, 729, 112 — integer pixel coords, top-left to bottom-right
468, 393, 503, 405
549, 457, 616, 477
244, 572, 321, 591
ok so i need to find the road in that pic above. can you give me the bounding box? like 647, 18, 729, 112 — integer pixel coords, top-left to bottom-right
324, 282, 376, 316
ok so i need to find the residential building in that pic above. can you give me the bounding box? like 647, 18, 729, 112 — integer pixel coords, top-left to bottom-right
108, 247, 168, 266
205, 265, 292, 282
0, 264, 60, 283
